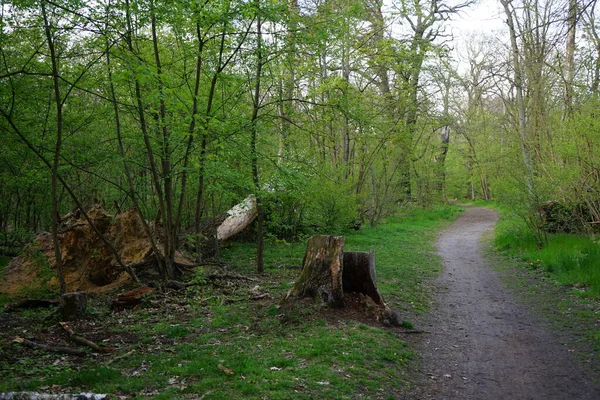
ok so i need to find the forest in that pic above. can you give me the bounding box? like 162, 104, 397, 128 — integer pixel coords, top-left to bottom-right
1, 0, 600, 292
3, 0, 600, 398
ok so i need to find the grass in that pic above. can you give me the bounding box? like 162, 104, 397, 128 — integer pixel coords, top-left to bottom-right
494, 209, 600, 298
1, 205, 462, 398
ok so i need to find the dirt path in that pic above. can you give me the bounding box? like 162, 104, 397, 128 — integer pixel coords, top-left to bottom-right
408, 206, 600, 399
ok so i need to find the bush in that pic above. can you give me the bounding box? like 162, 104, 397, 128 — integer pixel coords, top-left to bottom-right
263, 167, 359, 238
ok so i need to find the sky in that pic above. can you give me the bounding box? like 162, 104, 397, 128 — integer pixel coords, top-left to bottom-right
451, 0, 506, 36
446, 0, 508, 71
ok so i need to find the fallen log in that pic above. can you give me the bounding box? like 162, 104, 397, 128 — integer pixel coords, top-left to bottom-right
59, 322, 113, 353
4, 298, 60, 312
217, 196, 257, 241
13, 337, 85, 357
111, 286, 156, 309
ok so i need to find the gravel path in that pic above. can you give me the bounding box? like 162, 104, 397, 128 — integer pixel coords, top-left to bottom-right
408, 206, 600, 399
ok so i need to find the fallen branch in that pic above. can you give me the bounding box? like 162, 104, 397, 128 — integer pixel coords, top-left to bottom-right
205, 273, 259, 283
4, 298, 59, 312
397, 330, 430, 335
60, 322, 114, 353
13, 337, 85, 356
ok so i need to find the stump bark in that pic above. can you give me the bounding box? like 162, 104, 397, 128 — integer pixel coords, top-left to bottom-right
343, 250, 384, 305
59, 291, 87, 320
286, 235, 345, 307
285, 235, 402, 326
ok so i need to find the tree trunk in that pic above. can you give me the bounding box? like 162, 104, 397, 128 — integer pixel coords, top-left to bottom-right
41, 1, 65, 296
564, 0, 577, 119
251, 9, 265, 274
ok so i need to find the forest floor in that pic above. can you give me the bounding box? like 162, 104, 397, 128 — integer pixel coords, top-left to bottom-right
404, 206, 600, 399
2, 206, 600, 399
0, 207, 459, 399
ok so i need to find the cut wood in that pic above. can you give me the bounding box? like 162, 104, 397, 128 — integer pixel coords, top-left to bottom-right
13, 337, 85, 357
60, 322, 113, 353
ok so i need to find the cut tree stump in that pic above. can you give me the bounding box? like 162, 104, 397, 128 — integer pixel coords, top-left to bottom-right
285, 235, 402, 326
285, 235, 345, 307
59, 292, 87, 320
343, 250, 384, 305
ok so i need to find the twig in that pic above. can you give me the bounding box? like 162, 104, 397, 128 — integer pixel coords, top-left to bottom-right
60, 322, 114, 353
13, 337, 85, 356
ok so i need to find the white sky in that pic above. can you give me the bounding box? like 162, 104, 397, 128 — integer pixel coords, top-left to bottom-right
451, 0, 506, 36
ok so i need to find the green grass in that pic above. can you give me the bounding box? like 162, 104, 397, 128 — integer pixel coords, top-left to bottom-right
494, 210, 600, 297
1, 205, 462, 398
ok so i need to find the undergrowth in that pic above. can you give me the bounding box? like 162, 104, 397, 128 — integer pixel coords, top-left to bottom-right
494, 207, 600, 298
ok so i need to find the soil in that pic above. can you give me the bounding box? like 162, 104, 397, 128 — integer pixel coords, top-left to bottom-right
407, 206, 600, 399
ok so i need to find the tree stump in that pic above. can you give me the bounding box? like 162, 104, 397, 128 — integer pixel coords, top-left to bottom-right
286, 235, 345, 307
343, 250, 384, 305
285, 235, 402, 326
59, 291, 87, 320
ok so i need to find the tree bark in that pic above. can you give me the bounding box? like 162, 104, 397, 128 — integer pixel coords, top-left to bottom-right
41, 1, 65, 296
286, 235, 345, 307
251, 9, 265, 274
342, 250, 384, 305
564, 0, 577, 119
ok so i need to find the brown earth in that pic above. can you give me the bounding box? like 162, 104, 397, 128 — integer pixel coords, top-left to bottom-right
407, 206, 600, 399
